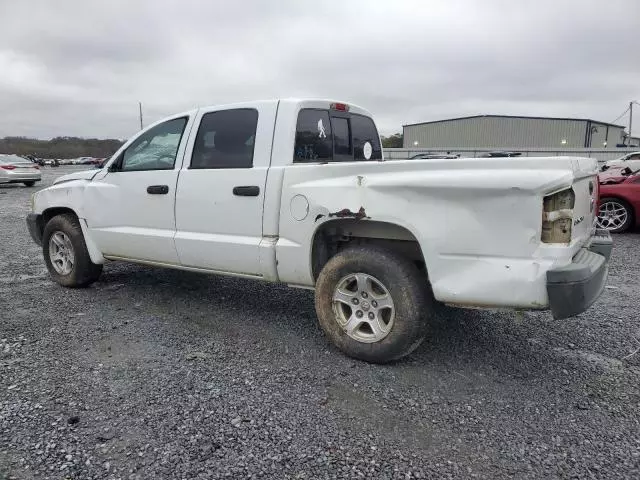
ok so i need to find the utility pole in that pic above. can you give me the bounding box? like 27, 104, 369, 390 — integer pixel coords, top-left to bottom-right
629, 101, 633, 146
138, 102, 144, 131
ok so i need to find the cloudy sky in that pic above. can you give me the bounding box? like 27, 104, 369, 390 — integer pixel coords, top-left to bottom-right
0, 0, 638, 139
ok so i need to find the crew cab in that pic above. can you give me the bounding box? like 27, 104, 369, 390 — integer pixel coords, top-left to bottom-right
27, 99, 612, 363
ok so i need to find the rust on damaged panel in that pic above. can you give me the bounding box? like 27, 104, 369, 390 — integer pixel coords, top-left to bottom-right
328, 207, 369, 220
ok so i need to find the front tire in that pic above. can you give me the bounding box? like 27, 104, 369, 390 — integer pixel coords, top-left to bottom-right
315, 245, 433, 363
42, 214, 103, 287
597, 197, 633, 233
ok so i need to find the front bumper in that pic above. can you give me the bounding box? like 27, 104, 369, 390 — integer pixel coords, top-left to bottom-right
26, 213, 43, 246
546, 229, 612, 320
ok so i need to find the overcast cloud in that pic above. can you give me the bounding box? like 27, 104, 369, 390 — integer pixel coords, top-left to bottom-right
0, 0, 638, 139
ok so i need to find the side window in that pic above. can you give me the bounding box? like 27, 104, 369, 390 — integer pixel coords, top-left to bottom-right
294, 109, 333, 162
630, 154, 640, 160
121, 117, 187, 172
190, 109, 258, 169
351, 114, 382, 161
332, 117, 352, 157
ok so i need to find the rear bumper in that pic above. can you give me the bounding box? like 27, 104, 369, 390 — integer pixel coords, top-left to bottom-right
546, 229, 612, 320
26, 213, 43, 246
5, 172, 41, 182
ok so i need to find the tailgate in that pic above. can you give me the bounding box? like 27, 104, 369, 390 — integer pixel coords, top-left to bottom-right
570, 158, 598, 246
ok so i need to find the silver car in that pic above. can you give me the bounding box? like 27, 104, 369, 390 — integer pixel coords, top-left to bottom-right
0, 154, 42, 187
601, 151, 640, 172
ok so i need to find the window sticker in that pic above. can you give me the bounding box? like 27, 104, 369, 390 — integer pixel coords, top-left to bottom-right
318, 119, 327, 139
363, 141, 372, 160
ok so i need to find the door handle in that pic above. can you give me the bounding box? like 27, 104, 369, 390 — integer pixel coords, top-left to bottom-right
233, 186, 260, 196
147, 185, 169, 195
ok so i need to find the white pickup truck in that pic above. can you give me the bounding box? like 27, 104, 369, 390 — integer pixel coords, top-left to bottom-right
27, 99, 612, 363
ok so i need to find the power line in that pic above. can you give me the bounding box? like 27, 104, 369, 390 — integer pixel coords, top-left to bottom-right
610, 107, 630, 125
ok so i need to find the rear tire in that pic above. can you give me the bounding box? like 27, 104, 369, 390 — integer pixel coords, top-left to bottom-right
315, 245, 433, 363
42, 214, 103, 287
23, 181, 36, 187
597, 197, 633, 233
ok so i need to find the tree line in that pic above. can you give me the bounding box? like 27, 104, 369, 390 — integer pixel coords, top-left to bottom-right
1, 133, 405, 159
0, 136, 125, 159
381, 133, 403, 148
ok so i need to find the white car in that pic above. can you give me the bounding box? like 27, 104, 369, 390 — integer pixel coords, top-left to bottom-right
602, 151, 640, 171
26, 98, 612, 363
0, 154, 42, 186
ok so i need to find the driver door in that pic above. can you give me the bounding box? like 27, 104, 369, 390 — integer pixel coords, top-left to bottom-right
84, 115, 194, 264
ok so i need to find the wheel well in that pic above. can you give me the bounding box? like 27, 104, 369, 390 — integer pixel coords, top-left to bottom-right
40, 207, 78, 234
311, 219, 427, 280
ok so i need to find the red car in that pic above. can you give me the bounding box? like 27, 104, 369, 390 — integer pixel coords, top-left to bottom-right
597, 167, 640, 233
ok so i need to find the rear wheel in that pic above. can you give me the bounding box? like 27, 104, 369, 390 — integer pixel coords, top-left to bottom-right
42, 214, 103, 287
597, 197, 633, 233
315, 245, 432, 363
23, 181, 36, 187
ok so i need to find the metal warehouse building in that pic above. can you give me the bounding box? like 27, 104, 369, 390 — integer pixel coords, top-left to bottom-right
403, 115, 628, 149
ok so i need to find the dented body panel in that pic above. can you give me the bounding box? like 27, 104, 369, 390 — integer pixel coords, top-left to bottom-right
273, 156, 600, 308
30, 98, 607, 315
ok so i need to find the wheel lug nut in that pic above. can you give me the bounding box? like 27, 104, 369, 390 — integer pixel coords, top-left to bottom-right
371, 300, 378, 308
368, 312, 375, 320
352, 298, 359, 305
361, 292, 368, 298
356, 310, 363, 318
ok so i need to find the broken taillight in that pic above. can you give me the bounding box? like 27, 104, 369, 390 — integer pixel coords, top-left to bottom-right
541, 188, 575, 243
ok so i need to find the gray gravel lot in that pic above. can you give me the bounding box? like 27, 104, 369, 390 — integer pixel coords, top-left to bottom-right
1, 167, 639, 479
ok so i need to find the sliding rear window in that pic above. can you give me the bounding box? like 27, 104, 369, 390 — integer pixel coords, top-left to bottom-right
293, 109, 381, 163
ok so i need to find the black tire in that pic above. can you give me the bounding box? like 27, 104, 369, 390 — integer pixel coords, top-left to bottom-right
23, 181, 36, 187
42, 213, 103, 287
598, 197, 634, 233
315, 245, 433, 363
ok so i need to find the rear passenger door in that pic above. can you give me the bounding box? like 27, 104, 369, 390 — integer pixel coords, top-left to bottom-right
174, 102, 278, 276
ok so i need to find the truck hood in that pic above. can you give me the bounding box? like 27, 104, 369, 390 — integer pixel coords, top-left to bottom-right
52, 169, 100, 185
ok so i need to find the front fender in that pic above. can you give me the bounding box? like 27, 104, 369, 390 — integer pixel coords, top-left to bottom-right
32, 181, 104, 264
33, 181, 88, 217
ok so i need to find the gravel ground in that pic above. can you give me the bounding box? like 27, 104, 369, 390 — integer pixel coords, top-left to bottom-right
1, 167, 639, 480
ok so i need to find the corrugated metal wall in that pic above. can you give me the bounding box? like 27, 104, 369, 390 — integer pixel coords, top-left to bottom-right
588, 123, 625, 147
403, 117, 590, 149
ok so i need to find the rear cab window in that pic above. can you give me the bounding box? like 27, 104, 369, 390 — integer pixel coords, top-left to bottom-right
293, 107, 381, 163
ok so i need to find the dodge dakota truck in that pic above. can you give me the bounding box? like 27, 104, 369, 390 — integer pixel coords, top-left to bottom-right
27, 99, 612, 363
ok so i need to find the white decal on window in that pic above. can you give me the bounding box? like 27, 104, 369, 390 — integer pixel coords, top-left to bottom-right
318, 119, 327, 139
363, 141, 372, 160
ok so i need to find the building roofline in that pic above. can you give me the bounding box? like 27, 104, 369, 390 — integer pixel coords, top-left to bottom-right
403, 114, 626, 129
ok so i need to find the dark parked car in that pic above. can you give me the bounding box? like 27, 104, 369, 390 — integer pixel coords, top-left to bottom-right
409, 153, 460, 160
478, 151, 523, 158
94, 158, 109, 168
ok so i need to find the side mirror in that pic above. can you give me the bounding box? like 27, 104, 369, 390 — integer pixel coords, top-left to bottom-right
108, 153, 124, 172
